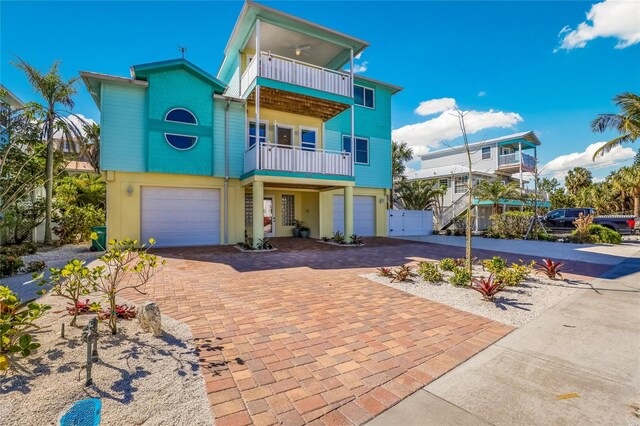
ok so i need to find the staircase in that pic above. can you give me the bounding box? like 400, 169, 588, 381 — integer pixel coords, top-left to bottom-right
436, 192, 470, 231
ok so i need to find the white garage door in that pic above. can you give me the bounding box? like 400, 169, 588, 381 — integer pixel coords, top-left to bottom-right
333, 195, 376, 236
141, 187, 220, 247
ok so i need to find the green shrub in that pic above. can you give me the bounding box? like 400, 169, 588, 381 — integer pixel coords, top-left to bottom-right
0, 254, 24, 278
449, 267, 471, 286
569, 224, 621, 245
0, 285, 50, 370
25, 261, 46, 273
52, 204, 105, 244
589, 225, 621, 244
495, 261, 534, 286
0, 242, 37, 257
439, 258, 456, 272
417, 262, 443, 283
55, 173, 106, 209
0, 199, 46, 244
486, 211, 535, 239
481, 256, 507, 274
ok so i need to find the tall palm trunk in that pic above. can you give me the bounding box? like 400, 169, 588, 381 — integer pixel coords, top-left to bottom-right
44, 109, 55, 245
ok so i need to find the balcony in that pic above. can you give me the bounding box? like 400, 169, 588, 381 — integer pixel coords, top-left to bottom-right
244, 142, 353, 177
241, 52, 352, 98
498, 152, 536, 172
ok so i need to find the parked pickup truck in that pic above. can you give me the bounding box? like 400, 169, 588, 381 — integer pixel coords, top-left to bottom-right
543, 208, 637, 235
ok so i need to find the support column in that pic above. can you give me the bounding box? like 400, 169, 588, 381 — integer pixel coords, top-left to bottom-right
252, 181, 264, 248
518, 141, 523, 189
349, 48, 355, 176
344, 186, 354, 241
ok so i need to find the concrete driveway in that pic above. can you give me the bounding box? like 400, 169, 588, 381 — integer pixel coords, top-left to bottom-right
121, 237, 518, 425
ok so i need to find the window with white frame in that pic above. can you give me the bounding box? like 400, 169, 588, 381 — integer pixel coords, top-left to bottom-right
248, 121, 267, 147
342, 136, 369, 164
354, 85, 374, 108
438, 178, 449, 189
455, 176, 468, 193
300, 128, 316, 151
481, 146, 491, 160
281, 195, 295, 226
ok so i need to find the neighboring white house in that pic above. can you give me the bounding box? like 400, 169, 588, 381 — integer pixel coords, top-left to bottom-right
408, 131, 542, 231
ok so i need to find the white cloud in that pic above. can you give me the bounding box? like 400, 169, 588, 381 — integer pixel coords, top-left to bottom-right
414, 97, 456, 116
355, 52, 362, 60
393, 99, 523, 157
353, 61, 368, 73
477, 91, 486, 97
540, 141, 636, 180
556, 0, 640, 51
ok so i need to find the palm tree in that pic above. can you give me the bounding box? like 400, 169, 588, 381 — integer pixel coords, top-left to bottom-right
80, 122, 100, 172
592, 92, 640, 159
614, 166, 640, 218
395, 179, 446, 211
15, 58, 84, 244
565, 167, 592, 197
390, 141, 414, 208
474, 179, 522, 215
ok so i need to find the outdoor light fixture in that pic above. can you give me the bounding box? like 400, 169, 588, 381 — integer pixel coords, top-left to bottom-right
295, 47, 301, 56
127, 185, 133, 195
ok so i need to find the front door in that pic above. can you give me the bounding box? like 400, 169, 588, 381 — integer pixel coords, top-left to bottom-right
263, 198, 275, 237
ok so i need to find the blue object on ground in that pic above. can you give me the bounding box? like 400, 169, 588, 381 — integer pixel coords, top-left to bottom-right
59, 398, 101, 426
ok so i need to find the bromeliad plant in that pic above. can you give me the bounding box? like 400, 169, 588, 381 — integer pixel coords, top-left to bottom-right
66, 299, 101, 316
470, 275, 504, 301
98, 304, 136, 321
417, 262, 443, 283
332, 231, 345, 244
535, 259, 565, 280
0, 286, 50, 371
376, 267, 392, 278
349, 234, 363, 245
390, 265, 415, 283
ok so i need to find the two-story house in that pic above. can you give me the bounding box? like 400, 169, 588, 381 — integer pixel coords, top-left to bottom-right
408, 131, 542, 231
81, 1, 400, 247
0, 84, 25, 145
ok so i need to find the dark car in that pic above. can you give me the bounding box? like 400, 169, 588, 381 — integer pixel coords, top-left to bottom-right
543, 208, 636, 235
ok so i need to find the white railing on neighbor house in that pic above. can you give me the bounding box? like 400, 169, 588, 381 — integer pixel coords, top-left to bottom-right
498, 152, 536, 170
244, 143, 353, 177
437, 191, 470, 231
240, 51, 352, 98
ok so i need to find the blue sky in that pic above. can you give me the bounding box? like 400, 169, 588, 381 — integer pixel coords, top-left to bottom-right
2, 0, 639, 182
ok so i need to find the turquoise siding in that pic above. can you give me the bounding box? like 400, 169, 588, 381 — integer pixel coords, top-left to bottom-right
325, 79, 393, 189
147, 69, 215, 176
213, 99, 245, 178
100, 84, 146, 172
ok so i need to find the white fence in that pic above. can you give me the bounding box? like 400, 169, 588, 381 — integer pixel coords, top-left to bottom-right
388, 209, 433, 237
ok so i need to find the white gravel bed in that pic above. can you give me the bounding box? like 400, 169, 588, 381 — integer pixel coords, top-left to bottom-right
22, 242, 101, 265
362, 266, 593, 327
0, 293, 213, 426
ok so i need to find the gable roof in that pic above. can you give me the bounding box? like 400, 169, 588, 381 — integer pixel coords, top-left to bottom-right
80, 71, 149, 106
131, 59, 227, 94
0, 84, 25, 108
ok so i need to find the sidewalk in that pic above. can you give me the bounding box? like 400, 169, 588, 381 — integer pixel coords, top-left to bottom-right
399, 235, 640, 266
369, 256, 640, 425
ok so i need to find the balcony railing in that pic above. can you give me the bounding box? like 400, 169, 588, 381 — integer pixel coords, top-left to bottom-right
240, 52, 352, 98
244, 143, 353, 177
498, 152, 536, 170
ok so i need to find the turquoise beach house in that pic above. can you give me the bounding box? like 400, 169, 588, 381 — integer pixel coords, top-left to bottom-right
81, 1, 401, 247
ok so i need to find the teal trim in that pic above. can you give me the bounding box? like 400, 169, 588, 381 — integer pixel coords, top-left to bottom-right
241, 169, 355, 182
149, 119, 212, 136
256, 77, 353, 105
474, 199, 550, 207
133, 59, 227, 94
497, 139, 536, 149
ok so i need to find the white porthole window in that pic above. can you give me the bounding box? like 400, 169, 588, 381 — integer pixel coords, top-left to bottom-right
165, 108, 198, 125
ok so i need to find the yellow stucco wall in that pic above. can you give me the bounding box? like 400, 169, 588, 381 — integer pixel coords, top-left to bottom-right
319, 187, 388, 238
247, 106, 324, 149
103, 171, 245, 245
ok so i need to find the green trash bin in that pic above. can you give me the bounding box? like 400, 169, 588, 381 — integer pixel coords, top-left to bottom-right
90, 226, 107, 252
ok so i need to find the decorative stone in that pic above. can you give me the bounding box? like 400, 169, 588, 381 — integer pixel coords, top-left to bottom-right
137, 302, 162, 336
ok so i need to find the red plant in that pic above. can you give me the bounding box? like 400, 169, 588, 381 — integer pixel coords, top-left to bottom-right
470, 275, 504, 301
99, 304, 137, 321
535, 259, 565, 280
66, 299, 97, 316
377, 267, 392, 277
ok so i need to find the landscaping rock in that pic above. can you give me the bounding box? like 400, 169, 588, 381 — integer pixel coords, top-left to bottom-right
137, 302, 162, 336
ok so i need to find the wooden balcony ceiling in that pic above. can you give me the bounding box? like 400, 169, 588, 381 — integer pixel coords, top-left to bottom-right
248, 86, 350, 121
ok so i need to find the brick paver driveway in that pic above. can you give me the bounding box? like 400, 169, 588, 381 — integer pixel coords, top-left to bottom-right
124, 238, 518, 425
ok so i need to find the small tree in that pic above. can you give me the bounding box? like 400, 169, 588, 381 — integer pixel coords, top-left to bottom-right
452, 107, 473, 276
44, 260, 98, 326
93, 239, 165, 335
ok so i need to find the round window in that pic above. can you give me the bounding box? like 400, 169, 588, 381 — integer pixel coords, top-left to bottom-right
164, 133, 198, 150
165, 108, 197, 124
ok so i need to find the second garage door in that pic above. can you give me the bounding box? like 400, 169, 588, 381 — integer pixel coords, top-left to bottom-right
333, 195, 376, 236
141, 187, 220, 247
